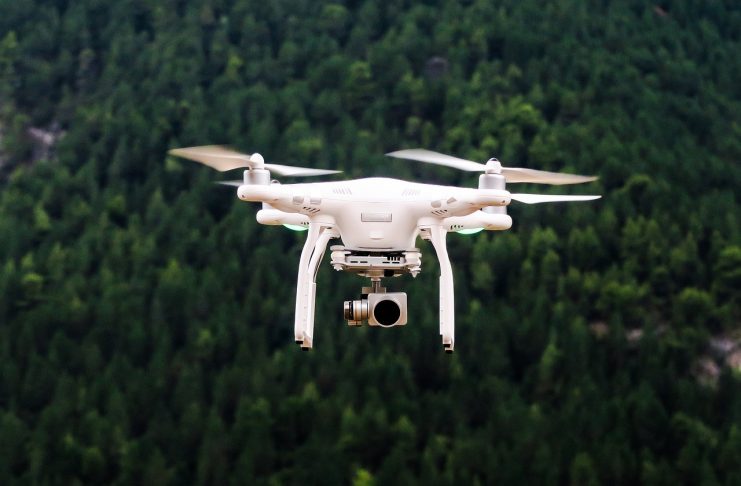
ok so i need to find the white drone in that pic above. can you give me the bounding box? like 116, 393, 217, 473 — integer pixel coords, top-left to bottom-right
170, 146, 600, 353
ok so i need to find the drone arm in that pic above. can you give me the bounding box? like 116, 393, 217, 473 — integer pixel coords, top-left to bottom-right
256, 208, 310, 227
425, 224, 455, 352
238, 185, 306, 215
444, 212, 513, 232
433, 189, 511, 218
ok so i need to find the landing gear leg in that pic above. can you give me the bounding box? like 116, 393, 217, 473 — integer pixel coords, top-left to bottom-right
428, 225, 455, 353
294, 223, 337, 350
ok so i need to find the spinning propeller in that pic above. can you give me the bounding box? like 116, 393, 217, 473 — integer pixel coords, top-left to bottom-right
170, 145, 599, 203
386, 148, 600, 205
386, 149, 597, 185
169, 145, 341, 177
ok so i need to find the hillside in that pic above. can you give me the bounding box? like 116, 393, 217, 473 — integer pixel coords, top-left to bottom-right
0, 1, 740, 484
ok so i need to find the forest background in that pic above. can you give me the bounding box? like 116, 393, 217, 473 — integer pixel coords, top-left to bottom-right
0, 0, 740, 484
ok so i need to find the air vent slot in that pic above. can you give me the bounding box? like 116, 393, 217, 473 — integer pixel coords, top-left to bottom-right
361, 212, 392, 222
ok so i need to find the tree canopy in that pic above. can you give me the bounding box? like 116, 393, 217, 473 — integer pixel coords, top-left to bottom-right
0, 0, 739, 484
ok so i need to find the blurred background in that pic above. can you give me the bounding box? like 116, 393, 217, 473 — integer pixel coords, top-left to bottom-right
0, 0, 739, 484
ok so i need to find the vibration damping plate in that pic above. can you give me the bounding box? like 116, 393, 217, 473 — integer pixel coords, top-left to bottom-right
330, 247, 422, 277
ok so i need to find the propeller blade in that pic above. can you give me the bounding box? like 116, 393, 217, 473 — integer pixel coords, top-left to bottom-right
215, 180, 242, 187
501, 168, 598, 185
170, 145, 342, 176
510, 194, 601, 204
264, 164, 341, 177
387, 148, 597, 185
386, 149, 485, 171
169, 145, 252, 171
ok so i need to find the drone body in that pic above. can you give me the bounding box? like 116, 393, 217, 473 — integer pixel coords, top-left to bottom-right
170, 146, 600, 352
240, 177, 513, 249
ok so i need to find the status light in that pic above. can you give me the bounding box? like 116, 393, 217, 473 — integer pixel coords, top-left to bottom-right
283, 224, 308, 232
456, 227, 484, 235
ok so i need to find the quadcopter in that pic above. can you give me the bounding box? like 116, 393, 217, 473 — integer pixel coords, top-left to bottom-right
170, 146, 600, 353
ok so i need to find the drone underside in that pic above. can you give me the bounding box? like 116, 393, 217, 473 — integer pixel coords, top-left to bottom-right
169, 146, 600, 353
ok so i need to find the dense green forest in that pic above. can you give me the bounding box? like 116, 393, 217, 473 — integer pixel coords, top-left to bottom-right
0, 0, 740, 483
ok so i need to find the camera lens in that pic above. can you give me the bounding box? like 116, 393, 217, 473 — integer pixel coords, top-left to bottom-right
373, 299, 401, 327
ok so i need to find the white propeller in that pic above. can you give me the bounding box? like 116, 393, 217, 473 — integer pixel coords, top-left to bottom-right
169, 145, 341, 177
510, 194, 601, 204
387, 148, 597, 185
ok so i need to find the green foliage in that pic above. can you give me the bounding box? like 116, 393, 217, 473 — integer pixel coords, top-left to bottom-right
0, 0, 739, 483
